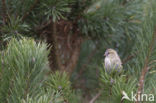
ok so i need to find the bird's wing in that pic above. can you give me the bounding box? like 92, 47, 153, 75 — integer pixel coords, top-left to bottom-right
111, 57, 123, 71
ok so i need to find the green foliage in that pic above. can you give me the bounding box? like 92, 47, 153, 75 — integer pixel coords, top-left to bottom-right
76, 0, 145, 75
130, 0, 156, 98
1, 0, 156, 102
79, 0, 143, 38
0, 38, 49, 103
0, 39, 76, 103
45, 71, 73, 101
99, 66, 137, 103
5, 0, 35, 16
40, 0, 74, 22
125, 0, 156, 78
98, 0, 156, 102
1, 16, 30, 41
21, 91, 64, 103
73, 0, 145, 96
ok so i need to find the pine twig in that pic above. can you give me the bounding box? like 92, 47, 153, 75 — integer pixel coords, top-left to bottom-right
136, 28, 156, 103
122, 51, 138, 64
89, 91, 102, 103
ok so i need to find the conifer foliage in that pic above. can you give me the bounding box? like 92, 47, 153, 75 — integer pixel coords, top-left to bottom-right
0, 0, 156, 103
0, 38, 74, 103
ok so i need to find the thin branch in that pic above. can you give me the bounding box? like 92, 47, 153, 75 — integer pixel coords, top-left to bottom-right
136, 28, 156, 103
122, 54, 135, 64
149, 60, 156, 65
122, 51, 139, 64
35, 20, 52, 32
22, 0, 39, 21
89, 91, 102, 103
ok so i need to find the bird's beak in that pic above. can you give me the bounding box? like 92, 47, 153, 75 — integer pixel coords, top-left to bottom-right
104, 53, 106, 57
104, 52, 107, 57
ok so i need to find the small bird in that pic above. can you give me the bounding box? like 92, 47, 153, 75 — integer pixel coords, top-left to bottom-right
104, 48, 123, 73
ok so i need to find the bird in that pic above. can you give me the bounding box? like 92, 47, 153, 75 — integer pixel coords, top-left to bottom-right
104, 48, 123, 73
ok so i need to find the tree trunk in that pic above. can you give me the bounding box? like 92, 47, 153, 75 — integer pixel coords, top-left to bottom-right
47, 20, 82, 75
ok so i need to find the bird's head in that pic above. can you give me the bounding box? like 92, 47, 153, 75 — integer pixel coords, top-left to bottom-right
104, 48, 118, 57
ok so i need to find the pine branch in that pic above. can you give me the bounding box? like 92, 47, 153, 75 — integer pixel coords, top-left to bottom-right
89, 91, 102, 103
136, 27, 156, 103
22, 0, 39, 21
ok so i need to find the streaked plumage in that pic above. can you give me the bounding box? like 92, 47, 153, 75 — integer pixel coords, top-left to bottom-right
104, 48, 122, 72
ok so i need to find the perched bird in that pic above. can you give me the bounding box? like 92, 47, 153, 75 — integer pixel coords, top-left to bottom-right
104, 48, 123, 73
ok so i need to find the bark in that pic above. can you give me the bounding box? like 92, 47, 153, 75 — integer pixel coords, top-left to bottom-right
49, 22, 63, 71
47, 20, 82, 75
65, 37, 82, 75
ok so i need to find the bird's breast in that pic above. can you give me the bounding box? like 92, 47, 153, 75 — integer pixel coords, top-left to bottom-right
105, 57, 111, 67
104, 56, 122, 72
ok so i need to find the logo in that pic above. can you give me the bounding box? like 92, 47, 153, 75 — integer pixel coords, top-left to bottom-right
122, 91, 155, 102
